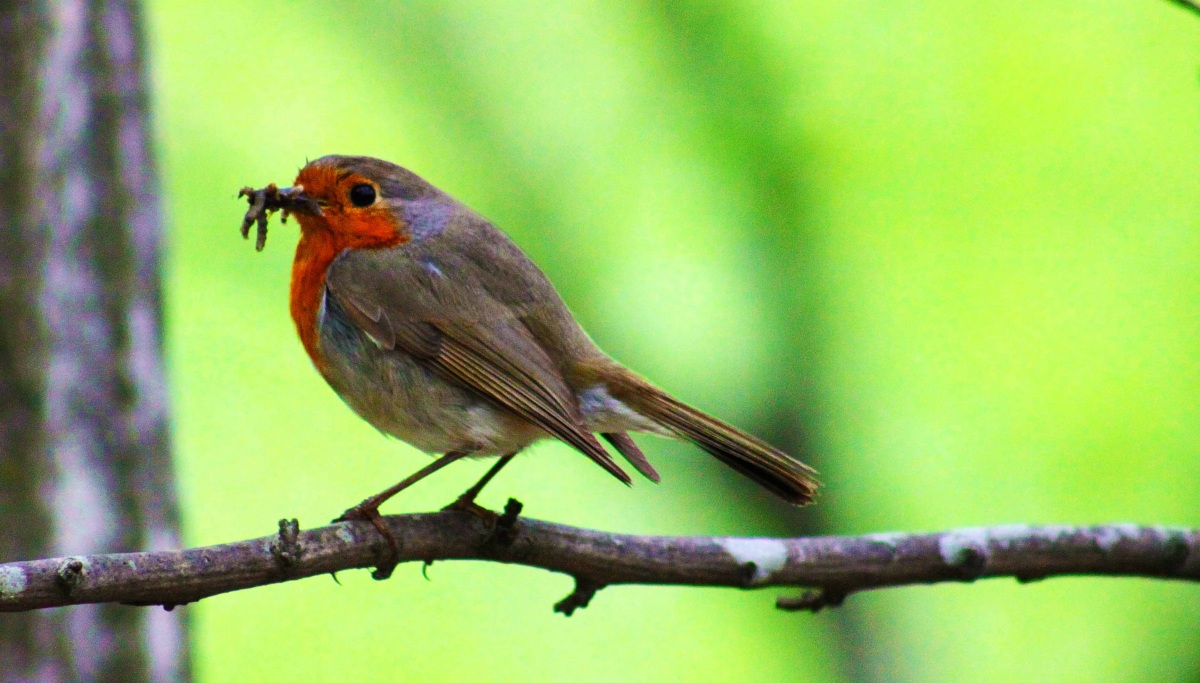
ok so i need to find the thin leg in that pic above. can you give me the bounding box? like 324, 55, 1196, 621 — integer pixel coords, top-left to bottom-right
335, 449, 472, 578
444, 452, 518, 514
337, 449, 473, 521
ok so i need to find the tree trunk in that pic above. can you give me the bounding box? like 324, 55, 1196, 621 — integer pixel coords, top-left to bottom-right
0, 1, 189, 681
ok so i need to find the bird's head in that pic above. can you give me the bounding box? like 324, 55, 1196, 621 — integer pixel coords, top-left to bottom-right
287, 155, 443, 249
239, 155, 454, 253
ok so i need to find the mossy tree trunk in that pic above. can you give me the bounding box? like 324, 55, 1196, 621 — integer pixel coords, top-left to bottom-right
0, 1, 189, 681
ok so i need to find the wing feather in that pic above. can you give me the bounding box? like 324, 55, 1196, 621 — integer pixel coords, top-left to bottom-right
326, 246, 630, 484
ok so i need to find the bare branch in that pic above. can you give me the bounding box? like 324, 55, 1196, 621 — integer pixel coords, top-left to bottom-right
1, 506, 1196, 615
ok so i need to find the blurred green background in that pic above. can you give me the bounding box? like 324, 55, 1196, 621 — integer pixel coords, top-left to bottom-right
147, 1, 1200, 681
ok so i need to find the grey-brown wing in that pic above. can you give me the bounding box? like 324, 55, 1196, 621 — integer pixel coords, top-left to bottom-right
324, 245, 630, 484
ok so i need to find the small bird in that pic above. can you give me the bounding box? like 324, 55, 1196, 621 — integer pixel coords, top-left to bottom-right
240, 155, 816, 561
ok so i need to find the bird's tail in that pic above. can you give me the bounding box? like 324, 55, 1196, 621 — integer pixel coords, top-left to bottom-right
604, 370, 818, 505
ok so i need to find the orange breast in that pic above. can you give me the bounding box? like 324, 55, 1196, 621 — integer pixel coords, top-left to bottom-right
290, 228, 341, 375
288, 165, 409, 375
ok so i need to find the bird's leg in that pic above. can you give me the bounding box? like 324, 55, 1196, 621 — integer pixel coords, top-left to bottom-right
335, 449, 472, 578
443, 452, 518, 518
336, 449, 474, 522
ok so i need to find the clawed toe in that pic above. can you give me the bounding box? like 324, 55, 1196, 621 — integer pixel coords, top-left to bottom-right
444, 497, 524, 548
332, 505, 369, 524
333, 502, 400, 580
442, 497, 499, 522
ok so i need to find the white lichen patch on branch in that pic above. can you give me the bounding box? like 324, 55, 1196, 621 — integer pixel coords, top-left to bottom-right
936, 525, 1078, 569
1094, 524, 1144, 552
0, 566, 28, 599
988, 524, 1079, 546
936, 527, 989, 568
720, 538, 789, 585
863, 532, 906, 551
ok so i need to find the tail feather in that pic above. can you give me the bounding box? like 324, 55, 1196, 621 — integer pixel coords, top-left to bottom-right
602, 432, 661, 483
609, 377, 818, 504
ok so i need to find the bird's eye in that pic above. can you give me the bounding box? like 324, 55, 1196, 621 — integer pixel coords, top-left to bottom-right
349, 183, 377, 207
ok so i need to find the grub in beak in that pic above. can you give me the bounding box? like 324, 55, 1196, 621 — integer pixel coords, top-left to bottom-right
238, 183, 322, 251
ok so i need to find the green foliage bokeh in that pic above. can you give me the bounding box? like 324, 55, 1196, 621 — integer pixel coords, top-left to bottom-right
148, 2, 1200, 681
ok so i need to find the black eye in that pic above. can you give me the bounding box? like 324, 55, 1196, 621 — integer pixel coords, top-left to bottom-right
349, 183, 376, 207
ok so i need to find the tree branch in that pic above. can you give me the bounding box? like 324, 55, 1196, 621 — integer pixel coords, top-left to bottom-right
1, 504, 1196, 615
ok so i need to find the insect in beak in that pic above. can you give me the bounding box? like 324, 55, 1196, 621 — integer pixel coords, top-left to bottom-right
238, 183, 323, 251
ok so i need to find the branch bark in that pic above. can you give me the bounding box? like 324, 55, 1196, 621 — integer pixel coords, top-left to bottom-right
1, 506, 1195, 616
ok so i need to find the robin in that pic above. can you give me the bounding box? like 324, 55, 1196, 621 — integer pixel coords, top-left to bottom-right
240, 155, 817, 571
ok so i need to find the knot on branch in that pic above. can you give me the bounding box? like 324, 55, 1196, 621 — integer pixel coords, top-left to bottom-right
554, 577, 605, 617
270, 518, 303, 575
55, 558, 87, 596
776, 588, 848, 613
486, 498, 524, 550
1162, 530, 1191, 572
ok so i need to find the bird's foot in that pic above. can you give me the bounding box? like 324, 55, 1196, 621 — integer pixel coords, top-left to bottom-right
443, 497, 524, 548
441, 495, 499, 523
333, 502, 400, 580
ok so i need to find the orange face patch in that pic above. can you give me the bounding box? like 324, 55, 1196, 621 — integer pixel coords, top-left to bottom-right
288, 161, 409, 374
292, 163, 408, 249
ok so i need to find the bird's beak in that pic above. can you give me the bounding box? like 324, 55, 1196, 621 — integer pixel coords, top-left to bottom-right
240, 183, 323, 218
270, 184, 323, 216
239, 183, 323, 251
